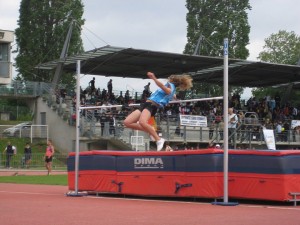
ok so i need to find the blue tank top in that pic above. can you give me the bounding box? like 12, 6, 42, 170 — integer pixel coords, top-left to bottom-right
148, 82, 176, 107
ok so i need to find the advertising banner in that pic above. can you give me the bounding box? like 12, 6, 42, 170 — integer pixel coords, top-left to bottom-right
180, 114, 207, 127
291, 120, 300, 129
263, 129, 276, 150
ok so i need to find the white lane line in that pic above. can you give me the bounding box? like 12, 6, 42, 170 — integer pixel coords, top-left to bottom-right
1, 190, 299, 210
86, 195, 300, 210
0, 190, 63, 196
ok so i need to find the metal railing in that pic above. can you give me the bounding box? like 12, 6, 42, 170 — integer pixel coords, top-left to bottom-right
0, 124, 48, 142
77, 111, 300, 149
0, 81, 54, 97
0, 152, 68, 169
34, 87, 300, 150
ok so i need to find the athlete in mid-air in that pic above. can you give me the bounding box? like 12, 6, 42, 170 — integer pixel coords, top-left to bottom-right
124, 71, 193, 151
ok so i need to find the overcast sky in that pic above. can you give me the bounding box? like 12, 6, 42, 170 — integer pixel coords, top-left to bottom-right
1, 0, 299, 98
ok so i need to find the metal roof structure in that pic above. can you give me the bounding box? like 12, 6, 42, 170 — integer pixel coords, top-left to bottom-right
36, 45, 300, 87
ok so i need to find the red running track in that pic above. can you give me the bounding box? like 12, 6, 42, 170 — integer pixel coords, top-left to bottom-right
0, 183, 299, 225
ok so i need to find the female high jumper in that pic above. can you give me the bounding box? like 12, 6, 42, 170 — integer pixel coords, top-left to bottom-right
124, 71, 193, 151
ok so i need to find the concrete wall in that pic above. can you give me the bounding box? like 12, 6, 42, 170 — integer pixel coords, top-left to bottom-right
0, 112, 10, 120
35, 97, 76, 153
0, 29, 14, 84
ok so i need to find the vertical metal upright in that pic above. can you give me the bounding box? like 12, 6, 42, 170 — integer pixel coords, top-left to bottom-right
75, 60, 81, 194
223, 38, 229, 203
212, 38, 238, 206
66, 60, 85, 197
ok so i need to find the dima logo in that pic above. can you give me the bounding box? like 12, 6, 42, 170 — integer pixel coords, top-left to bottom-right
134, 157, 164, 169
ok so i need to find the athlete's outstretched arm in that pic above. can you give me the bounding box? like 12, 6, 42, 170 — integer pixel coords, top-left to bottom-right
147, 72, 171, 95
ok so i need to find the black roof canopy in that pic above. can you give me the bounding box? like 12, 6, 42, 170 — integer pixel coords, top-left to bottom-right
37, 45, 300, 87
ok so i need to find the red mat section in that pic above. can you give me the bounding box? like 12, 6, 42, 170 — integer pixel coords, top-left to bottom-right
68, 149, 300, 202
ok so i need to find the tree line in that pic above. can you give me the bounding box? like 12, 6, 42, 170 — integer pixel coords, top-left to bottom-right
12, 0, 300, 104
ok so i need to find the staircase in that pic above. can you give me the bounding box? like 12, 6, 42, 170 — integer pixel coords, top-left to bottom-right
37, 94, 139, 152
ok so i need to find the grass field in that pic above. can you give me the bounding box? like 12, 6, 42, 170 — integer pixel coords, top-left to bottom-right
0, 137, 68, 168
0, 174, 68, 185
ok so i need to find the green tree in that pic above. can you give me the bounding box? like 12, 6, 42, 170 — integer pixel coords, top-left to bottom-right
258, 30, 300, 65
253, 31, 300, 104
184, 0, 251, 59
184, 0, 251, 98
15, 0, 85, 87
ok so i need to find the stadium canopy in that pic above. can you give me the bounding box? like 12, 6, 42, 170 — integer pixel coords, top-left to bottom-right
36, 45, 300, 88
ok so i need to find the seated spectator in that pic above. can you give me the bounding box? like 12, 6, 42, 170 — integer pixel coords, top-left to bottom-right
124, 90, 130, 104
165, 142, 173, 151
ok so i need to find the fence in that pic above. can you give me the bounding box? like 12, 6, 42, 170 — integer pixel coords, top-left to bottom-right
0, 124, 48, 141
0, 81, 64, 97
0, 124, 67, 169
0, 152, 68, 169
0, 105, 32, 121
78, 109, 300, 149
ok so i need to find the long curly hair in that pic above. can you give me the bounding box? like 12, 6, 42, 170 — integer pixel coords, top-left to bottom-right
168, 74, 193, 91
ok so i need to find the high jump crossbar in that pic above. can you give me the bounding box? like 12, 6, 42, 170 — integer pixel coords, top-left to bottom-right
79, 96, 223, 110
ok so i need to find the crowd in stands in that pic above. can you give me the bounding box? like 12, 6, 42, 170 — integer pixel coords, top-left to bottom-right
62, 77, 300, 143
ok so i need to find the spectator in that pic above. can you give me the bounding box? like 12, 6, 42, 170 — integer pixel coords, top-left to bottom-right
269, 97, 276, 111
215, 144, 221, 149
209, 120, 215, 140
165, 142, 173, 151
237, 111, 245, 141
107, 79, 113, 95
143, 82, 151, 98
100, 100, 110, 114
228, 108, 238, 147
101, 88, 107, 100
292, 106, 298, 119
218, 119, 224, 141
283, 121, 290, 142
24, 142, 32, 168
117, 92, 124, 104
89, 77, 96, 94
144, 82, 151, 93
124, 90, 130, 104
3, 141, 16, 168
45, 140, 55, 176
60, 88, 66, 103
275, 122, 283, 142
107, 111, 116, 136
100, 112, 108, 136
94, 102, 101, 122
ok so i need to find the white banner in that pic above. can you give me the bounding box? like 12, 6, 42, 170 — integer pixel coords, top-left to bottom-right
291, 120, 300, 129
263, 129, 276, 150
179, 114, 207, 127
